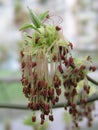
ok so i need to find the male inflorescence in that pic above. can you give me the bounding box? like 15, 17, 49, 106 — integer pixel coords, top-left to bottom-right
20, 9, 96, 128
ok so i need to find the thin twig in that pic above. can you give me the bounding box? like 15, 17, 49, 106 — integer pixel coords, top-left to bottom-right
87, 75, 98, 86
0, 94, 98, 110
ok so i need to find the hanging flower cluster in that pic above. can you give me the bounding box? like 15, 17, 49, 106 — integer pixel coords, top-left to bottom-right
20, 8, 96, 127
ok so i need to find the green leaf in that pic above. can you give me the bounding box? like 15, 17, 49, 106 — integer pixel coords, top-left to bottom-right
19, 23, 40, 33
38, 10, 49, 21
19, 23, 34, 31
27, 7, 41, 28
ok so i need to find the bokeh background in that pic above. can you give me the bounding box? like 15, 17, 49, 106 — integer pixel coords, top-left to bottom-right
0, 0, 98, 130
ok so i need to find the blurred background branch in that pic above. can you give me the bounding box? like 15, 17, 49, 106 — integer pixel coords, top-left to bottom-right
0, 93, 98, 110
0, 0, 98, 130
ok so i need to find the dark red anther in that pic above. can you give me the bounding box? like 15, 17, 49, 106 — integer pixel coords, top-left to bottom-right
64, 106, 67, 110
30, 88, 35, 96
28, 103, 32, 109
49, 115, 54, 121
23, 87, 27, 93
66, 49, 69, 53
83, 85, 87, 91
21, 78, 28, 85
40, 102, 44, 109
33, 72, 37, 80
48, 88, 54, 96
37, 80, 43, 90
69, 108, 73, 114
75, 122, 78, 128
82, 99, 87, 105
43, 81, 48, 88
64, 59, 69, 67
52, 55, 57, 62
69, 56, 74, 65
44, 103, 50, 110
32, 116, 36, 122
36, 102, 40, 110
86, 89, 90, 94
40, 113, 45, 120
21, 62, 25, 68
58, 64, 63, 73
59, 46, 62, 54
61, 55, 65, 60
53, 74, 59, 81
63, 48, 66, 55
42, 90, 48, 97
32, 103, 37, 111
84, 111, 88, 116
73, 82, 77, 88
56, 88, 61, 96
71, 104, 76, 109
35, 37, 40, 43
52, 99, 56, 105
32, 62, 36, 68
64, 92, 69, 97
89, 66, 96, 72
73, 68, 79, 73
44, 109, 50, 115
40, 119, 44, 125
68, 42, 73, 49
80, 65, 86, 70
20, 51, 24, 57
71, 88, 77, 97
27, 83, 31, 88
46, 14, 50, 19
58, 79, 61, 86
88, 121, 92, 127
54, 81, 59, 88
55, 96, 59, 102
55, 26, 61, 31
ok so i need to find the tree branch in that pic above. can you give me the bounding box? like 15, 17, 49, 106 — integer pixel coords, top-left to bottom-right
0, 94, 98, 110
87, 75, 98, 86
0, 74, 98, 86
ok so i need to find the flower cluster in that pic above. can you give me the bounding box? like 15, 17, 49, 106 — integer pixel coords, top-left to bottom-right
20, 9, 96, 128
63, 65, 95, 128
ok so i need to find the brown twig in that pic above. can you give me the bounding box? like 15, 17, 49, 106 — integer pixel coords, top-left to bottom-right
0, 93, 98, 110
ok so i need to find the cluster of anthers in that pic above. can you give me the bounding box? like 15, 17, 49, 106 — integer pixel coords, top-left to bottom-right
20, 8, 96, 128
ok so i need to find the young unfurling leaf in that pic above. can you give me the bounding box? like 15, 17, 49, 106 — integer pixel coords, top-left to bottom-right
38, 10, 49, 21
19, 23, 40, 33
19, 23, 34, 30
27, 7, 41, 28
